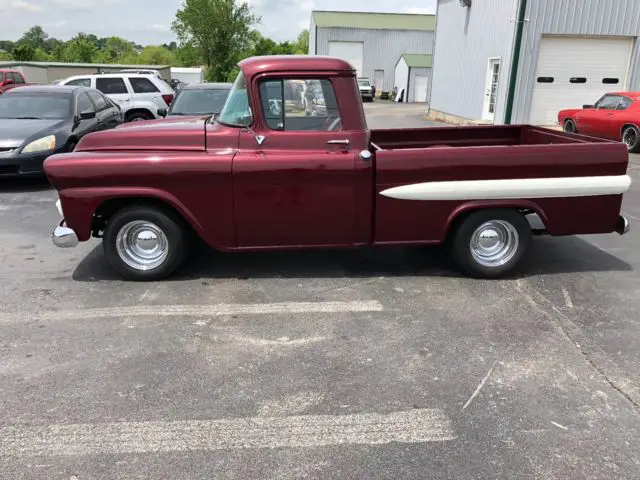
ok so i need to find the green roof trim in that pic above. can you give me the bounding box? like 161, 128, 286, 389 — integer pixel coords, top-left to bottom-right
312, 10, 435, 31
402, 53, 433, 68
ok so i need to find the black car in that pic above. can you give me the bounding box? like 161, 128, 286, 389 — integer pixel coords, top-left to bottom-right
162, 82, 232, 118
0, 85, 123, 176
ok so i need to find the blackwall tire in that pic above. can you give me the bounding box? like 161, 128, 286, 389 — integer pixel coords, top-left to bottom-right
103, 206, 187, 281
450, 209, 532, 279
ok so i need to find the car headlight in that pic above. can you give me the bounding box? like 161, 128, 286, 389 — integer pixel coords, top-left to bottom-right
22, 135, 56, 154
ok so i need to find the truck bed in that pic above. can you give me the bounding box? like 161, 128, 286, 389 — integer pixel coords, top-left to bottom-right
370, 124, 612, 150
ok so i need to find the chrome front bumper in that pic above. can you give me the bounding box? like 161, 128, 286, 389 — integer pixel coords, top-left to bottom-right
52, 220, 78, 248
616, 215, 631, 235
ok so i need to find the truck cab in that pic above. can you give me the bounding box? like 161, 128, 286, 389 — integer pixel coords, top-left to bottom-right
0, 70, 27, 94
44, 55, 631, 281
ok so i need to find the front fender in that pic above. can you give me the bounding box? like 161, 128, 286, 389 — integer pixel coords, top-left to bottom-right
59, 186, 206, 242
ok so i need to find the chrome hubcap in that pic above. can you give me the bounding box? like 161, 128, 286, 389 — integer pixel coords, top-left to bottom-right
116, 221, 169, 271
623, 128, 637, 149
470, 220, 519, 267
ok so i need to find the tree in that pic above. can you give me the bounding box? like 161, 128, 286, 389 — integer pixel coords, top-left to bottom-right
135, 46, 177, 65
11, 44, 35, 61
295, 29, 309, 54
172, 0, 260, 81
176, 42, 201, 66
19, 25, 48, 50
64, 34, 98, 63
98, 36, 135, 63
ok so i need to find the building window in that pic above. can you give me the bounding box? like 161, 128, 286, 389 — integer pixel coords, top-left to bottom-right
536, 77, 554, 83
569, 77, 587, 84
602, 78, 620, 84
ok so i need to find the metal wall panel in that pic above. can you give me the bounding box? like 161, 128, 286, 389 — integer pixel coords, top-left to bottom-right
309, 17, 316, 54
512, 0, 640, 123
315, 27, 433, 91
429, 0, 519, 121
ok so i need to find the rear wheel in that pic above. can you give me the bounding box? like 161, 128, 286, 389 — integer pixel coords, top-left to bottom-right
103, 206, 188, 281
449, 209, 532, 279
126, 111, 153, 123
622, 125, 640, 153
563, 119, 577, 133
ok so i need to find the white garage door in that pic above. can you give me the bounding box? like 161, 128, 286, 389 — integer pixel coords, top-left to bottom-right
328, 41, 364, 77
529, 36, 633, 125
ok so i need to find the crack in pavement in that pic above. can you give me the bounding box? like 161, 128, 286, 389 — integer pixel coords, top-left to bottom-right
516, 279, 640, 411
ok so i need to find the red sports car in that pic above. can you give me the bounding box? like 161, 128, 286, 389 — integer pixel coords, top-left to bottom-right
558, 92, 640, 153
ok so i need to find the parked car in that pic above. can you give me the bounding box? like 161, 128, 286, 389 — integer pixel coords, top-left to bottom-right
558, 91, 640, 153
0, 69, 29, 94
119, 68, 163, 79
0, 85, 122, 176
57, 73, 174, 122
44, 55, 631, 281
358, 77, 374, 102
162, 82, 232, 118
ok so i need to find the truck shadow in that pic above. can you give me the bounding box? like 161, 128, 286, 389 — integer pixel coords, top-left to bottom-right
72, 235, 632, 282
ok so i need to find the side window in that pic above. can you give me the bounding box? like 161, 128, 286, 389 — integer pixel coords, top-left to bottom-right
66, 78, 91, 87
12, 72, 25, 84
87, 90, 108, 111
76, 92, 95, 114
618, 97, 632, 110
129, 77, 160, 93
96, 77, 128, 95
598, 95, 621, 110
259, 78, 341, 131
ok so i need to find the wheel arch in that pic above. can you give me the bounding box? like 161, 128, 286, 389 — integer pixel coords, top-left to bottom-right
444, 200, 549, 242
620, 122, 639, 139
124, 107, 155, 121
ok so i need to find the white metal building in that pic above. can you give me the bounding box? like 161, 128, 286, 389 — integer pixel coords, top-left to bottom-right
170, 67, 204, 84
309, 10, 435, 93
428, 0, 640, 125
394, 54, 433, 103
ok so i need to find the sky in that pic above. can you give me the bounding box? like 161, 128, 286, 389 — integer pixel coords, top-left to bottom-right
1, 0, 437, 44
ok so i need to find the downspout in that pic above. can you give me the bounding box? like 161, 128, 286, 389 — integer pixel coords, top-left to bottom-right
504, 0, 528, 124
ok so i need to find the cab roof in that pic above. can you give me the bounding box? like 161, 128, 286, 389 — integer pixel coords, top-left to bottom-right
239, 55, 355, 77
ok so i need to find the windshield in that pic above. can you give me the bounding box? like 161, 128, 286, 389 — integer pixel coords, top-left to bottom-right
217, 71, 252, 127
358, 79, 370, 86
0, 94, 71, 119
170, 88, 231, 116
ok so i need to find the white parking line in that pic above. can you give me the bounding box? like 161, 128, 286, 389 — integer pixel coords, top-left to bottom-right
0, 301, 384, 324
0, 409, 455, 457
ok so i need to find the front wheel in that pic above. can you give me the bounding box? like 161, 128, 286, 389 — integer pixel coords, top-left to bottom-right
563, 119, 577, 133
103, 206, 188, 281
622, 125, 640, 153
449, 209, 532, 279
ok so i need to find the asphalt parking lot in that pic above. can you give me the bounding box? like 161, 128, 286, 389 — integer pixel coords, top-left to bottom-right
1, 103, 640, 479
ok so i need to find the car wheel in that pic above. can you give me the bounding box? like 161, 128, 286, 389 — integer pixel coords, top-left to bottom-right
563, 119, 577, 133
622, 125, 640, 153
449, 209, 532, 279
126, 112, 153, 123
103, 206, 188, 281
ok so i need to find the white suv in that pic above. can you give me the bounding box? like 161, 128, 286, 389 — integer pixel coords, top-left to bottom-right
58, 73, 175, 122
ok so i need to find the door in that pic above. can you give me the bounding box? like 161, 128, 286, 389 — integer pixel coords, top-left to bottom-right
482, 59, 501, 122
232, 77, 361, 248
413, 75, 428, 103
529, 36, 633, 125
328, 41, 364, 77
127, 76, 166, 109
87, 90, 119, 130
73, 92, 100, 138
374, 70, 384, 92
576, 94, 622, 137
95, 76, 132, 108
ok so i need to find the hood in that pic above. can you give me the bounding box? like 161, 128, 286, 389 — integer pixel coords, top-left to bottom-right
116, 115, 209, 129
76, 117, 207, 152
0, 118, 65, 147
359, 85, 372, 91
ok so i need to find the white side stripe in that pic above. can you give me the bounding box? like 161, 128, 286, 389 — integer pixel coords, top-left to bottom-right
0, 301, 384, 324
379, 175, 632, 201
0, 409, 455, 457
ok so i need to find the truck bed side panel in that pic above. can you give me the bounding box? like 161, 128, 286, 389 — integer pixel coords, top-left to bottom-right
374, 141, 629, 243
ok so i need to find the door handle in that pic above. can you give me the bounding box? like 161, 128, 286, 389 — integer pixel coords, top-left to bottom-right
327, 139, 350, 145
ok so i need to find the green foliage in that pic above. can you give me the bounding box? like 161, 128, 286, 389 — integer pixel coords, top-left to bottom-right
11, 44, 35, 61
0, 51, 11, 61
19, 25, 48, 50
176, 42, 200, 67
295, 29, 309, 54
64, 34, 98, 63
33, 48, 51, 61
172, 0, 260, 81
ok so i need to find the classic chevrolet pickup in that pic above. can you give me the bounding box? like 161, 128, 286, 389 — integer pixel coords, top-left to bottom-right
44, 55, 632, 281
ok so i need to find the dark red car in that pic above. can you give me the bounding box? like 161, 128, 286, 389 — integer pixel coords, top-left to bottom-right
0, 69, 28, 94
558, 92, 640, 153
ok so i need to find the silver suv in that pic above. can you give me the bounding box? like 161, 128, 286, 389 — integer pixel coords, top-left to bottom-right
58, 73, 175, 122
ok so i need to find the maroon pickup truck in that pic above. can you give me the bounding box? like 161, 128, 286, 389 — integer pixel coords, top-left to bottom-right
44, 55, 632, 281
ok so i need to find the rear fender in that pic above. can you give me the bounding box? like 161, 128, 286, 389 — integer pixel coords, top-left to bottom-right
59, 187, 205, 242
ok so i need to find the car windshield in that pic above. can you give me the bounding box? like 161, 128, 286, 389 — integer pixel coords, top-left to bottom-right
170, 88, 231, 116
0, 93, 71, 119
217, 71, 252, 127
358, 79, 370, 86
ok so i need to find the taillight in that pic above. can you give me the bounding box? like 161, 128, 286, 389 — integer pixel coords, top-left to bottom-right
162, 93, 174, 105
